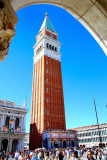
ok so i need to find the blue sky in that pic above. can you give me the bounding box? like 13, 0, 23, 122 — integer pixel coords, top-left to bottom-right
0, 4, 107, 133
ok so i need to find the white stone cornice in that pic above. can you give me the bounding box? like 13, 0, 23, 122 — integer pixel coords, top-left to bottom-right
34, 35, 61, 48
34, 49, 61, 63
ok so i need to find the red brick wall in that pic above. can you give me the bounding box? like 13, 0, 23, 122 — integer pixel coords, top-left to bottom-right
46, 30, 57, 40
30, 55, 66, 149
44, 56, 66, 130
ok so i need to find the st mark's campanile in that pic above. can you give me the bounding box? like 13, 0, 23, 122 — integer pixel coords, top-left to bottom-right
30, 13, 66, 149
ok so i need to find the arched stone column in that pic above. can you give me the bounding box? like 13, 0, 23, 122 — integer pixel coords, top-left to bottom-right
0, 0, 18, 61
11, 0, 107, 55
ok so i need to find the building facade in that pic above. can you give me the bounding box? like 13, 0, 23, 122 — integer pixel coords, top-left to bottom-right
0, 99, 27, 152
42, 130, 77, 149
72, 123, 107, 148
30, 13, 67, 149
24, 133, 29, 150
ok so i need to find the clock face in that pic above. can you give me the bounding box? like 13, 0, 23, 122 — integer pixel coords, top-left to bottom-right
49, 34, 53, 38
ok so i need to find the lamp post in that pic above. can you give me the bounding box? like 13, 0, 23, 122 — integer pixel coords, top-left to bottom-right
2, 119, 21, 160
93, 98, 102, 148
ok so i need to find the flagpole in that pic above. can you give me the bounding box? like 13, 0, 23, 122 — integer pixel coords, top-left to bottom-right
93, 98, 102, 147
106, 104, 107, 122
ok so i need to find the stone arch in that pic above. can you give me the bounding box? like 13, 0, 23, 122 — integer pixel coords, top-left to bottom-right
55, 47, 57, 52
49, 44, 51, 49
63, 141, 66, 148
71, 140, 74, 147
0, 1, 107, 61
10, 0, 107, 56
54, 141, 58, 148
12, 139, 18, 151
46, 43, 49, 48
52, 46, 54, 51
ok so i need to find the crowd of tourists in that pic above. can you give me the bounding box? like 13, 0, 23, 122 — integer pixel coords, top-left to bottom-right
0, 147, 107, 160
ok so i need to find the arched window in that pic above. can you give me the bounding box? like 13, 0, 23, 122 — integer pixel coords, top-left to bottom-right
47, 43, 49, 48
49, 44, 51, 49
15, 118, 19, 129
5, 116, 10, 128
52, 46, 54, 51
55, 47, 57, 52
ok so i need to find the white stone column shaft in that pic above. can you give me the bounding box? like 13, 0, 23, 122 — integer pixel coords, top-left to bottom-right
9, 139, 12, 151
62, 141, 63, 148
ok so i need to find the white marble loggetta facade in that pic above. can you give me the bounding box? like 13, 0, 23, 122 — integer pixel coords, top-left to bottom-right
0, 99, 27, 152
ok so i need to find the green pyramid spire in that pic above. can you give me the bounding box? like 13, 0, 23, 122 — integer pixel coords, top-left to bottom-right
39, 12, 56, 33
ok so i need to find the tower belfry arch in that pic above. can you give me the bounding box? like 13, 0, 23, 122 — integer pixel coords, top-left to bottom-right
0, 0, 107, 61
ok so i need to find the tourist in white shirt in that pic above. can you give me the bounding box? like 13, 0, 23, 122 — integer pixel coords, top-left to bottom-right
15, 150, 19, 160
18, 150, 26, 160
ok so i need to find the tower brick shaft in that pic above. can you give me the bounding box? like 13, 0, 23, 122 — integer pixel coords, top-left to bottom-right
30, 14, 66, 149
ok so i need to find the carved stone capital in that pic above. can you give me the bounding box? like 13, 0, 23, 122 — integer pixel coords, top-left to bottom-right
0, 0, 18, 61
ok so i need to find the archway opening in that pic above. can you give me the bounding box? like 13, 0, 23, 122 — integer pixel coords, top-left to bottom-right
54, 141, 58, 148
63, 141, 66, 148
12, 139, 18, 152
71, 140, 74, 147
2, 139, 8, 151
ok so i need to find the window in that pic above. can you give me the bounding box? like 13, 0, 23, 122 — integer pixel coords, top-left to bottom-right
46, 99, 48, 102
15, 118, 19, 129
46, 110, 49, 114
55, 47, 57, 52
46, 61, 48, 64
47, 122, 49, 126
46, 69, 48, 73
46, 88, 48, 92
52, 46, 54, 51
46, 79, 48, 82
49, 44, 51, 49
47, 43, 49, 48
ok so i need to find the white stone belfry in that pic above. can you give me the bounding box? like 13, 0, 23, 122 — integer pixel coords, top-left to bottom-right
33, 13, 61, 64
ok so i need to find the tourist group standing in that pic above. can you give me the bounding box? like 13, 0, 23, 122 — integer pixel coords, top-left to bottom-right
0, 146, 107, 160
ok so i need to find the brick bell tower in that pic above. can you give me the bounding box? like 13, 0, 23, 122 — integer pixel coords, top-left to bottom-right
30, 13, 66, 149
